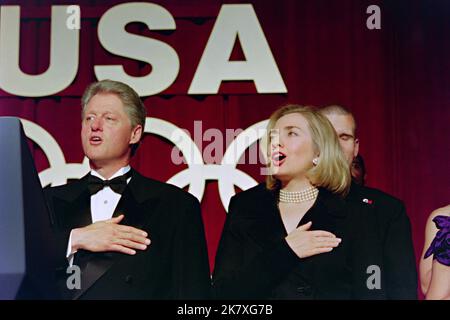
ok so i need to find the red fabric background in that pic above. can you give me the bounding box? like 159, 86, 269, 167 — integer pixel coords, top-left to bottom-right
1, 0, 449, 298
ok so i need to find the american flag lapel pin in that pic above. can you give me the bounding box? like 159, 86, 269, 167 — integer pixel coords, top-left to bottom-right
362, 198, 373, 205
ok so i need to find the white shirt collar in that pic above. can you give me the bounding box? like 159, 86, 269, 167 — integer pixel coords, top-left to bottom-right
91, 165, 131, 181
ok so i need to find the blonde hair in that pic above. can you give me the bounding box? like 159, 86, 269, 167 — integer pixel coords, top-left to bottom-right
81, 80, 147, 155
265, 104, 351, 196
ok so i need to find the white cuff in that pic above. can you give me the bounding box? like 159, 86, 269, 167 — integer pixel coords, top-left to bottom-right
66, 230, 78, 267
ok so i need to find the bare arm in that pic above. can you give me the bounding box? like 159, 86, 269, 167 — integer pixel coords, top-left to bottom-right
419, 206, 450, 296
425, 260, 450, 300
419, 211, 438, 295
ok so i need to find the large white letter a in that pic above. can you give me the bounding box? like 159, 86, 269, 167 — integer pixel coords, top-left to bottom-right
188, 4, 287, 94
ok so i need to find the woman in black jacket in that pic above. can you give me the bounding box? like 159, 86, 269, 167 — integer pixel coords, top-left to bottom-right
213, 104, 361, 299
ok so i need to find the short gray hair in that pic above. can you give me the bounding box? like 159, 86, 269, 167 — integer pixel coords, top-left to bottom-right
320, 105, 357, 137
81, 80, 147, 155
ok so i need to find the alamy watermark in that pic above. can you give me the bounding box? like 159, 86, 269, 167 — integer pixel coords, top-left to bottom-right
66, 265, 81, 290
366, 264, 381, 290
66, 5, 80, 30
169, 121, 279, 176
366, 5, 381, 30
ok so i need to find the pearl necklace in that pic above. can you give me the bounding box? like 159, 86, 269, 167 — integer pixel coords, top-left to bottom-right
279, 186, 319, 203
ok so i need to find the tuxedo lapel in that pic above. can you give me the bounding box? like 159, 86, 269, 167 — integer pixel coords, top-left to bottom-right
49, 174, 93, 300
112, 183, 146, 230
73, 169, 160, 299
52, 174, 92, 229
63, 194, 92, 229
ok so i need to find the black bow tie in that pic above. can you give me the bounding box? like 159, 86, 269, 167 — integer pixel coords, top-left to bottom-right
87, 171, 132, 195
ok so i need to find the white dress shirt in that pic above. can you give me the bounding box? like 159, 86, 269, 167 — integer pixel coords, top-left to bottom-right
66, 165, 132, 266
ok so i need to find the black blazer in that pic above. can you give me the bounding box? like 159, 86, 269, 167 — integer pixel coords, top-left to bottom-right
212, 183, 416, 299
44, 169, 211, 300
346, 182, 417, 299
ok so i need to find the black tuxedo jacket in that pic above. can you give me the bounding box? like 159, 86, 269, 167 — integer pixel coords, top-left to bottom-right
212, 183, 417, 299
44, 169, 211, 300
346, 182, 417, 299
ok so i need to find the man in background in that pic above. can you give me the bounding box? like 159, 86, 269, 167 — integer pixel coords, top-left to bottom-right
351, 154, 367, 186
320, 105, 417, 299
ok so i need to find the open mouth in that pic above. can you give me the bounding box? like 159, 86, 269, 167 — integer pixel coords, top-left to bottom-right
271, 152, 286, 166
89, 136, 103, 145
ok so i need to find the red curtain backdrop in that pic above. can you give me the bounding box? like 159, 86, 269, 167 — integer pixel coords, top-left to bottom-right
1, 0, 449, 298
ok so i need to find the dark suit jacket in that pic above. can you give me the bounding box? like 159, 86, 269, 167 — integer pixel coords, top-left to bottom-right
44, 169, 211, 300
212, 183, 417, 299
346, 182, 417, 299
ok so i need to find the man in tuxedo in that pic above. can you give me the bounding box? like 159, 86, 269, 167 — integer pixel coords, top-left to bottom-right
44, 80, 211, 299
320, 105, 418, 299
